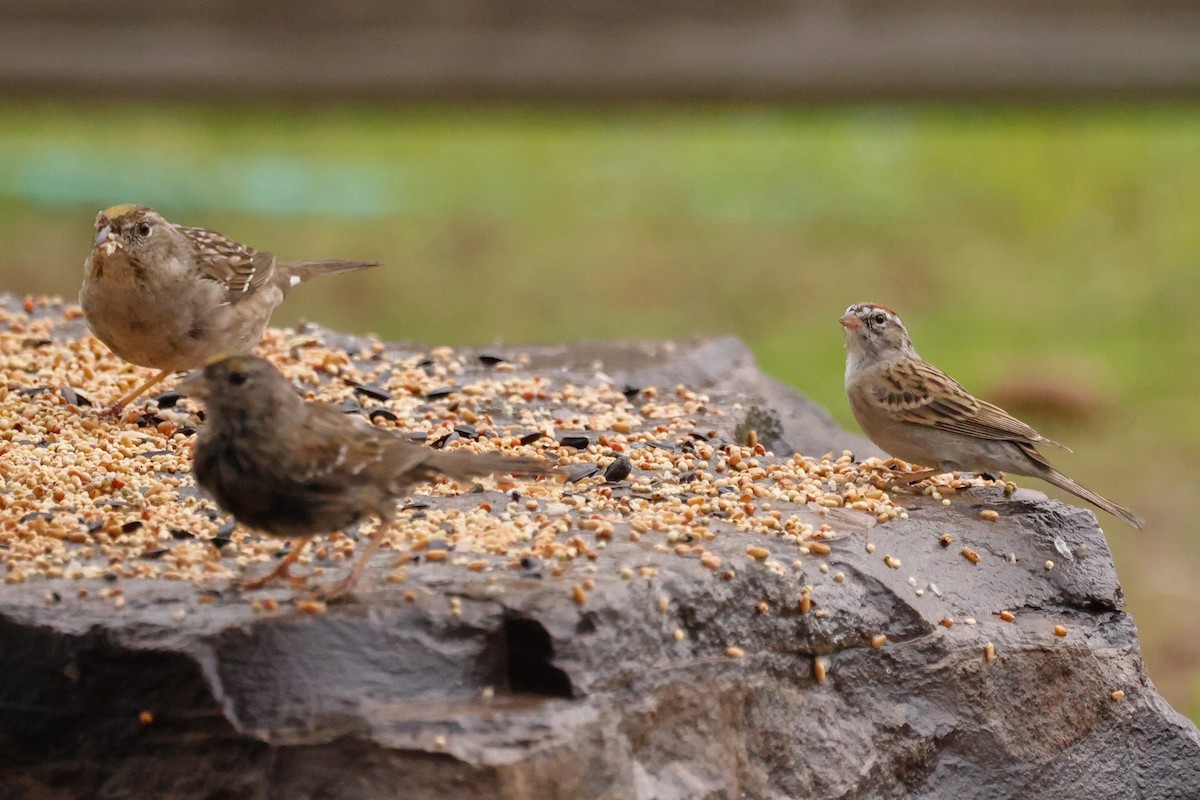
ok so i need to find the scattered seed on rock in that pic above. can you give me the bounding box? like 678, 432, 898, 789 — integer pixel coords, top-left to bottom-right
725, 646, 745, 659
962, 547, 982, 565
940, 617, 954, 628
980, 509, 1000, 522
1110, 689, 1125, 702
351, 382, 392, 402
983, 642, 996, 662
871, 634, 887, 649
1054, 625, 1067, 637
603, 455, 632, 482
939, 533, 953, 548
813, 657, 828, 683
798, 592, 812, 615
999, 610, 1015, 622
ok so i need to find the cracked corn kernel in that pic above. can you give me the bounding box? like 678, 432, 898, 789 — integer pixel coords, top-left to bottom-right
813, 657, 827, 683
1045, 560, 1055, 571
961, 547, 982, 565
673, 628, 685, 641
798, 592, 812, 615
295, 599, 326, 615
999, 610, 1015, 622
725, 646, 745, 659
983, 642, 996, 662
1110, 690, 1125, 702
746, 546, 770, 560
883, 555, 901, 569
572, 585, 587, 605
871, 634, 887, 649
1054, 625, 1067, 637
939, 617, 954, 628
657, 594, 670, 613
939, 533, 953, 548
138, 711, 154, 725
980, 509, 1000, 522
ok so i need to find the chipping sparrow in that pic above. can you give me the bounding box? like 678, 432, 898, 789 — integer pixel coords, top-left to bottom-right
841, 303, 1143, 528
80, 205, 377, 412
181, 354, 559, 597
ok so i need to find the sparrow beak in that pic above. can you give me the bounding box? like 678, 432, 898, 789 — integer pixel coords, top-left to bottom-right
93, 225, 114, 248
839, 313, 860, 330
176, 371, 207, 400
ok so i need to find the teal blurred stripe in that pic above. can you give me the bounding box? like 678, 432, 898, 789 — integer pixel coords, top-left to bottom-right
4, 149, 404, 218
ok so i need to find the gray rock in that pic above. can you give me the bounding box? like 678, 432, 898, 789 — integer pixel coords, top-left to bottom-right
1, 297, 1196, 799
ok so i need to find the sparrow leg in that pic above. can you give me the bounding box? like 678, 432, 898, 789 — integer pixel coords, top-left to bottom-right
239, 536, 314, 590
318, 524, 392, 600
106, 369, 172, 416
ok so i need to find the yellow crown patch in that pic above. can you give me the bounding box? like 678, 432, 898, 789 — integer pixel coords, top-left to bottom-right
101, 203, 142, 219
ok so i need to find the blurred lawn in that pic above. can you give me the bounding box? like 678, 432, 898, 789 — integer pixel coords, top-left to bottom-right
1, 102, 1199, 716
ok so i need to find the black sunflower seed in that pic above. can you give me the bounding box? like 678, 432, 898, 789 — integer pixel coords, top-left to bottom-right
368, 408, 399, 423
603, 455, 632, 483
352, 383, 392, 402
566, 463, 600, 483
60, 387, 92, 406
154, 391, 183, 409
425, 385, 459, 400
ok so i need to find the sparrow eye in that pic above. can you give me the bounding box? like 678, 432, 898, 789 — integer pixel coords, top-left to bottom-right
228, 371, 248, 386
872, 312, 887, 326
136, 221, 152, 237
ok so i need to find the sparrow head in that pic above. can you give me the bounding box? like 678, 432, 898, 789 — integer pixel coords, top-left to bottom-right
180, 354, 302, 424
89, 205, 179, 279
840, 303, 917, 363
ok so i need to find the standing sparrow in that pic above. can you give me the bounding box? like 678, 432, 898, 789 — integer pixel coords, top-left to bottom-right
80, 205, 377, 412
840, 303, 1143, 528
181, 354, 559, 597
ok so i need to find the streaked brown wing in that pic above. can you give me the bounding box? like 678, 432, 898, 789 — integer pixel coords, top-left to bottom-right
179, 225, 277, 302
873, 359, 1052, 445
289, 404, 432, 489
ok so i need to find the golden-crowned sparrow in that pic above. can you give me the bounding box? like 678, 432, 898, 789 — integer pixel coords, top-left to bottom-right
80, 204, 377, 412
181, 354, 560, 597
841, 303, 1143, 528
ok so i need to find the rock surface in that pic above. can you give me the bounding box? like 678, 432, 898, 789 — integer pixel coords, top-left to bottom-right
1, 298, 1198, 800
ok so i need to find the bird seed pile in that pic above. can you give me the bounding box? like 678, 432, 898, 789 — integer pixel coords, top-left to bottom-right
0, 295, 999, 600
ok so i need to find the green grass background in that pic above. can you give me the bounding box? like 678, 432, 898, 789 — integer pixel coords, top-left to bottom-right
2, 102, 1198, 716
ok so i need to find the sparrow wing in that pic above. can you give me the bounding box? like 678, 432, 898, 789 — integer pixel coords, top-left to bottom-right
872, 359, 1066, 448
288, 404, 437, 491
179, 225, 277, 303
